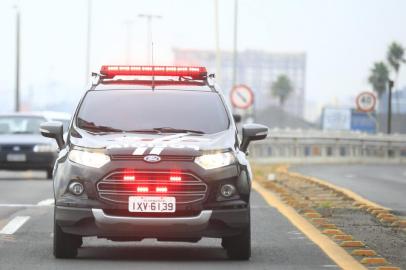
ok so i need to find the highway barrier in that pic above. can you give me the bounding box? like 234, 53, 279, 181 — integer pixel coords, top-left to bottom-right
250, 129, 406, 163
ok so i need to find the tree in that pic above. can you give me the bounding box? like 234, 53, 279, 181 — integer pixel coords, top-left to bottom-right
368, 62, 389, 98
387, 42, 405, 76
271, 75, 293, 107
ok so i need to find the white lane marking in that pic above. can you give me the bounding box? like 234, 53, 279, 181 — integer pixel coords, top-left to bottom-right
289, 236, 307, 240
323, 265, 339, 268
0, 216, 30, 235
37, 198, 54, 206
133, 147, 148, 155
344, 174, 355, 178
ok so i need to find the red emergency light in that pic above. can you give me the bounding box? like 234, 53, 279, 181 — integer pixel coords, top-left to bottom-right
137, 186, 149, 193
155, 187, 168, 193
100, 65, 207, 79
169, 176, 182, 182
123, 175, 135, 181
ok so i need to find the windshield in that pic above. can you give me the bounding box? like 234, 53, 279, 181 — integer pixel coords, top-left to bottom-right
76, 90, 230, 134
0, 116, 45, 135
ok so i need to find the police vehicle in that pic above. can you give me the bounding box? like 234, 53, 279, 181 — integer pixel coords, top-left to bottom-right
40, 65, 268, 260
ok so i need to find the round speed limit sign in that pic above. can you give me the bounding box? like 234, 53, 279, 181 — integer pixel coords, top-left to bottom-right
230, 85, 254, 109
356, 92, 376, 112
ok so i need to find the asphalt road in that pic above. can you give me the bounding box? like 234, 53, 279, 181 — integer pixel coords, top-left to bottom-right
292, 164, 406, 214
0, 171, 338, 270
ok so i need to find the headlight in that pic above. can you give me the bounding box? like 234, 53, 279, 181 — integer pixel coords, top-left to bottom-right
68, 149, 110, 168
194, 152, 235, 170
33, 144, 58, 152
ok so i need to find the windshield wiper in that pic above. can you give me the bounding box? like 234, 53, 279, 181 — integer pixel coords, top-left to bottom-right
152, 127, 205, 134
78, 119, 124, 133
125, 129, 160, 134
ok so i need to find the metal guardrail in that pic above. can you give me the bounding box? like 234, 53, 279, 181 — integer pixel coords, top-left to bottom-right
250, 129, 406, 163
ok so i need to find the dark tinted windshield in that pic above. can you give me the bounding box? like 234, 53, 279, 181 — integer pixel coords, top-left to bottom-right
0, 116, 45, 135
76, 90, 229, 134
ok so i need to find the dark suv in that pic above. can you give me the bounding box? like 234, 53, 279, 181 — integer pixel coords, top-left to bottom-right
41, 65, 268, 260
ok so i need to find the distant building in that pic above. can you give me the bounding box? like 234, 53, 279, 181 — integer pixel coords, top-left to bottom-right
377, 87, 406, 134
378, 87, 406, 114
173, 49, 306, 118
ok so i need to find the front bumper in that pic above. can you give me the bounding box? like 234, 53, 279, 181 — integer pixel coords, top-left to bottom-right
55, 206, 249, 239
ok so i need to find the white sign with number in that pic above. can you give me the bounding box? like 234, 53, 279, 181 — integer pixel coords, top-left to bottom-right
356, 92, 376, 113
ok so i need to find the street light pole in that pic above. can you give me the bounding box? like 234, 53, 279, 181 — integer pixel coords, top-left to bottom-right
387, 80, 394, 134
231, 0, 238, 88
214, 0, 221, 82
85, 0, 92, 86
138, 14, 162, 64
14, 5, 21, 112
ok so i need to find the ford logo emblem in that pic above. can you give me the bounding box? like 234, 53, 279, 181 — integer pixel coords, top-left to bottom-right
143, 155, 161, 163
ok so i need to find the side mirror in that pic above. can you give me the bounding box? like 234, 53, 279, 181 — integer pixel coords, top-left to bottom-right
240, 123, 268, 153
40, 122, 65, 149
233, 114, 242, 123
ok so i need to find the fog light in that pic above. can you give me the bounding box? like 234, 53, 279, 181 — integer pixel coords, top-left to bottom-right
68, 182, 84, 196
220, 184, 236, 198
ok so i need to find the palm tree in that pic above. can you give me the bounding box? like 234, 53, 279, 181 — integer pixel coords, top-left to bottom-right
387, 42, 405, 114
368, 62, 389, 98
271, 75, 293, 107
387, 42, 405, 76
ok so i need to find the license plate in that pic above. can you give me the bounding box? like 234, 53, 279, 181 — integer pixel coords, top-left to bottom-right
6, 154, 26, 162
128, 196, 176, 213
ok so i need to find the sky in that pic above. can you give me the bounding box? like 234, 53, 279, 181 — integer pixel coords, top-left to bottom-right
0, 0, 406, 120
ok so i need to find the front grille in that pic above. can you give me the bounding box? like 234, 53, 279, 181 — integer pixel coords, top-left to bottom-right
97, 171, 208, 204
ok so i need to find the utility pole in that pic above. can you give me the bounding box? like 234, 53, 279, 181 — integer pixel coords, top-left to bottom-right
14, 5, 21, 112
138, 14, 162, 64
387, 80, 394, 134
214, 0, 221, 82
85, 0, 92, 86
231, 0, 238, 88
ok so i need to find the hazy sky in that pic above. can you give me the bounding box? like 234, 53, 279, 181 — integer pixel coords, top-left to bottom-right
1, 0, 406, 117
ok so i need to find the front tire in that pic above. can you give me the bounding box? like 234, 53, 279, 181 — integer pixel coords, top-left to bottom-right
222, 207, 251, 260
53, 214, 81, 258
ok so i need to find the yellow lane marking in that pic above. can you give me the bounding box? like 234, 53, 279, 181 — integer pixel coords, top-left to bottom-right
253, 181, 367, 270
290, 172, 389, 210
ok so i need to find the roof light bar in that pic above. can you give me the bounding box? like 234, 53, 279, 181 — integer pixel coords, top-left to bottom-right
100, 65, 207, 79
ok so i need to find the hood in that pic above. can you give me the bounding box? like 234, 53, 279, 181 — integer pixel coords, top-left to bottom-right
0, 134, 53, 145
69, 129, 237, 156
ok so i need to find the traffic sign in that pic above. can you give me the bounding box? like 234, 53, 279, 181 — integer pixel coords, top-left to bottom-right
230, 84, 254, 109
356, 92, 376, 113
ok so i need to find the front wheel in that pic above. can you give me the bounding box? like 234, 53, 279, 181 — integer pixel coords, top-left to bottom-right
222, 208, 251, 260
53, 214, 81, 258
